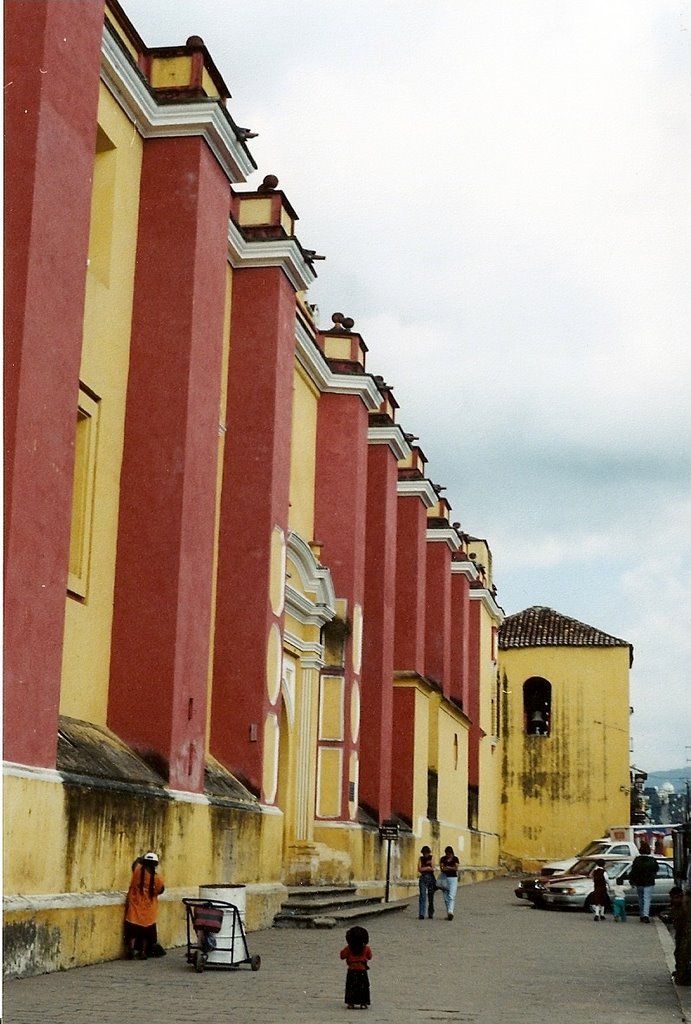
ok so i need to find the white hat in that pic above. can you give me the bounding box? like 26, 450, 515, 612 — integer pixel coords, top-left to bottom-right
143, 852, 159, 862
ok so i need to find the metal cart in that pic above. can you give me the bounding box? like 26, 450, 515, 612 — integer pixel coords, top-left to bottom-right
182, 897, 261, 974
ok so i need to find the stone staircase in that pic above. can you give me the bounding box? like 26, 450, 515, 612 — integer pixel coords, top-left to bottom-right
273, 885, 410, 929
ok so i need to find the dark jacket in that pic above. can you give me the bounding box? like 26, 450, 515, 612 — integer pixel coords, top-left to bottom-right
629, 854, 659, 887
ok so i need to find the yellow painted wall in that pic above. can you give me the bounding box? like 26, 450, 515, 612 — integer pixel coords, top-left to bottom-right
475, 601, 502, 843
288, 364, 318, 539
320, 675, 345, 741
317, 747, 343, 817
499, 645, 631, 868
436, 704, 470, 836
3, 771, 285, 978
150, 55, 193, 90
411, 687, 431, 833
59, 84, 143, 724
282, 549, 323, 876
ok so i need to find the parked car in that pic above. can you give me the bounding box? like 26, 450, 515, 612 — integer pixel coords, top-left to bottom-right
516, 853, 632, 906
537, 857, 675, 913
540, 839, 641, 876
514, 875, 547, 905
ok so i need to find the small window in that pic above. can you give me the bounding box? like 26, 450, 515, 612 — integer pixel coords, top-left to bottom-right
523, 677, 551, 736
68, 387, 100, 598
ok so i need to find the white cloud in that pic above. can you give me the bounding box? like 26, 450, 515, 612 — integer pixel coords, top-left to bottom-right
124, 0, 690, 771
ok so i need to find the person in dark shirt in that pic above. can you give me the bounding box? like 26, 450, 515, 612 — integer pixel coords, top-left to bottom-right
628, 841, 659, 922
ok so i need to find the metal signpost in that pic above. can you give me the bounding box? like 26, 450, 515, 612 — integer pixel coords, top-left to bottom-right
379, 819, 399, 903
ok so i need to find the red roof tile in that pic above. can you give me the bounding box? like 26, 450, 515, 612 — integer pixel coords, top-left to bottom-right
499, 605, 632, 663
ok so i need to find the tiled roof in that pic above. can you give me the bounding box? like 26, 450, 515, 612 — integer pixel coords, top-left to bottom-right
499, 605, 632, 661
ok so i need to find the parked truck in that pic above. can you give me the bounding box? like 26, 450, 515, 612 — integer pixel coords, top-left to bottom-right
540, 824, 679, 877
609, 824, 676, 856
540, 836, 641, 876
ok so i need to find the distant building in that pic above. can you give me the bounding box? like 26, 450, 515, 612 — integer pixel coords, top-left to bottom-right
498, 606, 632, 869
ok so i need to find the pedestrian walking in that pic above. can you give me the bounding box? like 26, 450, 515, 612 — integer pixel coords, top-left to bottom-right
339, 925, 372, 1009
587, 859, 611, 921
417, 845, 436, 919
438, 845, 460, 920
124, 852, 165, 959
628, 841, 659, 922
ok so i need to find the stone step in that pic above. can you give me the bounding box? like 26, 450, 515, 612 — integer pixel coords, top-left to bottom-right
278, 892, 380, 914
273, 886, 410, 929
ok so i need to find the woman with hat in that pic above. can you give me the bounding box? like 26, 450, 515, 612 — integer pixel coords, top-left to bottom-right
124, 852, 165, 959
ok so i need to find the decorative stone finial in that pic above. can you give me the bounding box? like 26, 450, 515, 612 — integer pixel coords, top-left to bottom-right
257, 174, 279, 192
186, 35, 205, 48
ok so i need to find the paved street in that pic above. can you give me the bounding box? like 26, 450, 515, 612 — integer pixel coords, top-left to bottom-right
3, 877, 689, 1023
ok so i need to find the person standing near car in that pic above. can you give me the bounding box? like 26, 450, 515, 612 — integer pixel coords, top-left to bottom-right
628, 841, 659, 922
588, 860, 611, 921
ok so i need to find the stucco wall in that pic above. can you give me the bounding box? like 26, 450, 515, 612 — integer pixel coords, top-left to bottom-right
499, 645, 630, 866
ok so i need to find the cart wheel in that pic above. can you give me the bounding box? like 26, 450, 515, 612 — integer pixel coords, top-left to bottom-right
250, 954, 261, 972
193, 950, 206, 974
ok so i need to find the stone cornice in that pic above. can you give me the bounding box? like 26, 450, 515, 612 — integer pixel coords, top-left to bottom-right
451, 559, 480, 581
286, 531, 337, 624
282, 630, 326, 669
101, 21, 255, 182
3, 761, 63, 784
294, 318, 332, 389
425, 527, 462, 551
396, 478, 437, 507
227, 220, 316, 292
327, 373, 382, 410
469, 588, 505, 623
367, 424, 411, 461
294, 320, 382, 410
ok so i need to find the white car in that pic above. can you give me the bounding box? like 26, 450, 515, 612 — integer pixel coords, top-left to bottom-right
537, 857, 675, 912
540, 838, 641, 876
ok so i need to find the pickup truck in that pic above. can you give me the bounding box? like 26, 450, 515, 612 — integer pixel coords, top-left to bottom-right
540, 837, 641, 876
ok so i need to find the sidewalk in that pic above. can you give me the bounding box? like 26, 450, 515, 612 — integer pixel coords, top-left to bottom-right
4, 877, 689, 1023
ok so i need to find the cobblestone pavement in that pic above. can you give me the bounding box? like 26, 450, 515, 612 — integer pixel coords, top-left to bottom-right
4, 877, 689, 1023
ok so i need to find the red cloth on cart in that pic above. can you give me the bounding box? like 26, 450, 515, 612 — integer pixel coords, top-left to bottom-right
192, 905, 224, 933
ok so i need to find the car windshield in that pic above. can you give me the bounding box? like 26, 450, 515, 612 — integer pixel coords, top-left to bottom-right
565, 858, 614, 876
608, 861, 633, 880
577, 841, 609, 858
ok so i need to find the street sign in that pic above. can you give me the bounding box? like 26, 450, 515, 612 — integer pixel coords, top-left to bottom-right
379, 820, 399, 903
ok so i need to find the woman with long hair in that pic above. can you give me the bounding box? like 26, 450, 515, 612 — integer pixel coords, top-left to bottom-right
438, 845, 460, 920
124, 852, 165, 959
339, 925, 373, 1009
417, 845, 436, 919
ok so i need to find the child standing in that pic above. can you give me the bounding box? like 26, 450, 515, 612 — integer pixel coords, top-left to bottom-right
588, 859, 611, 921
340, 925, 372, 1009
610, 878, 628, 922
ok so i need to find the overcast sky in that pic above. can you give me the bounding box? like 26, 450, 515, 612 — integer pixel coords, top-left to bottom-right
123, 0, 690, 776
